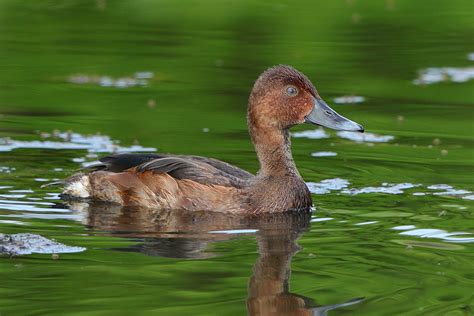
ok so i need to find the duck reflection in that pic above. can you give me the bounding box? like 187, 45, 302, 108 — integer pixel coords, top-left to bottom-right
66, 201, 363, 315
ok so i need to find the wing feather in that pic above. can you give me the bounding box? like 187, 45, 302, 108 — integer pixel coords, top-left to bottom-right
86, 153, 252, 188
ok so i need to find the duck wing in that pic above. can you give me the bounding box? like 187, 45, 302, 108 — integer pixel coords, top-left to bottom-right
88, 153, 253, 188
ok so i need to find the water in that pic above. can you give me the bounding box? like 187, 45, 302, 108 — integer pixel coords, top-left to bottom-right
0, 1, 473, 315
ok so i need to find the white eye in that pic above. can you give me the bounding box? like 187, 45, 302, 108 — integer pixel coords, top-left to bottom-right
286, 86, 298, 96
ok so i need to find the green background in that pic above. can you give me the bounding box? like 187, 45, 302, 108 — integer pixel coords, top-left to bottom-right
0, 1, 473, 315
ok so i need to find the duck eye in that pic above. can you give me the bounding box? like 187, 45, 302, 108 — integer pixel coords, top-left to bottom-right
286, 86, 298, 96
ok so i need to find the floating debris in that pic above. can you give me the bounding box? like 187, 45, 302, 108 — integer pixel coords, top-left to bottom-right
291, 128, 330, 139
427, 184, 451, 190
333, 95, 365, 104
0, 131, 156, 154
307, 179, 420, 195
311, 151, 337, 157
0, 219, 27, 226
147, 99, 156, 108
5, 189, 30, 195
399, 228, 474, 243
313, 179, 472, 199
305, 180, 473, 198
306, 178, 350, 194
135, 71, 154, 79
0, 166, 15, 173
337, 131, 394, 143
68, 71, 154, 88
34, 178, 50, 182
342, 182, 421, 195
0, 233, 86, 256
427, 184, 472, 198
413, 67, 474, 85
392, 225, 417, 230
467, 52, 474, 61
432, 138, 441, 146
433, 189, 471, 196
354, 221, 378, 226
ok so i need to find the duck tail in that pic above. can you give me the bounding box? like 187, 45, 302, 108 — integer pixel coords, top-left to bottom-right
42, 174, 91, 199
60, 174, 91, 199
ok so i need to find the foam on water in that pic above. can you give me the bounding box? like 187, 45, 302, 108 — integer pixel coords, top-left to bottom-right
392, 225, 417, 230
333, 95, 365, 104
0, 131, 156, 154
399, 228, 474, 243
311, 151, 338, 157
413, 67, 474, 85
0, 166, 16, 173
0, 220, 27, 226
292, 128, 394, 144
68, 71, 154, 88
337, 131, 395, 143
306, 179, 471, 200
342, 183, 421, 195
306, 178, 350, 194
0, 233, 86, 255
427, 184, 452, 190
354, 221, 378, 226
307, 179, 420, 195
427, 184, 472, 198
291, 128, 330, 139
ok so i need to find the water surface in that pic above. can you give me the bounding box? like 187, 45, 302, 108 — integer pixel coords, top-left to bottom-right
0, 1, 473, 315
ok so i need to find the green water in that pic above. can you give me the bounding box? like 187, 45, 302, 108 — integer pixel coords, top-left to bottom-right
0, 1, 473, 315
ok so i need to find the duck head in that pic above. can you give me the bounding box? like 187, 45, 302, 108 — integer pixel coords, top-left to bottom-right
248, 65, 364, 132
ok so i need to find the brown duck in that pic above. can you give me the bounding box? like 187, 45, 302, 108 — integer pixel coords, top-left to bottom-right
61, 65, 364, 213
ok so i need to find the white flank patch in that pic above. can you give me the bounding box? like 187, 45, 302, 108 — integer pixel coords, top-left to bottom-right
63, 176, 90, 198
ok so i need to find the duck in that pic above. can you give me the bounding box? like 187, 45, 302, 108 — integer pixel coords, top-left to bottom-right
61, 65, 363, 213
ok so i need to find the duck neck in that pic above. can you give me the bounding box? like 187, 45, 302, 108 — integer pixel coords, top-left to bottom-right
250, 126, 299, 177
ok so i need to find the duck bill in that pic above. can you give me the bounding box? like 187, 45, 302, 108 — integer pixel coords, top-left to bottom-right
305, 97, 364, 132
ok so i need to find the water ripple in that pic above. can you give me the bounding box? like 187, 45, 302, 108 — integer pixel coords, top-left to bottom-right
291, 128, 330, 139
307, 178, 472, 199
0, 233, 86, 255
333, 95, 365, 104
0, 131, 156, 154
399, 228, 474, 243
337, 131, 395, 143
311, 151, 338, 157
